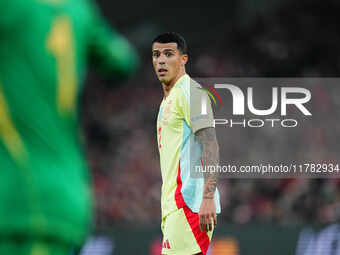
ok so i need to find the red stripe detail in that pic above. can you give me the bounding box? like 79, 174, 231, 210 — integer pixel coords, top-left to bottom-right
175, 160, 185, 209
200, 157, 204, 167
208, 85, 223, 106
183, 205, 211, 255
175, 160, 211, 254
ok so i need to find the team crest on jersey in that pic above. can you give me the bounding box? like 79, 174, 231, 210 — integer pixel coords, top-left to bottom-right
162, 100, 172, 126
162, 239, 171, 249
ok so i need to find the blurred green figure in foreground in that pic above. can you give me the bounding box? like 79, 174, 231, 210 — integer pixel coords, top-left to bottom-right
0, 0, 138, 254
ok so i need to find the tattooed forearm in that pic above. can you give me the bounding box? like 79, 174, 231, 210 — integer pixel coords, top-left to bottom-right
195, 127, 219, 199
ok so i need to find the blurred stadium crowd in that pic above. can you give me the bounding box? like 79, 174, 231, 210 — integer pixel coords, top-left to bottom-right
82, 0, 340, 228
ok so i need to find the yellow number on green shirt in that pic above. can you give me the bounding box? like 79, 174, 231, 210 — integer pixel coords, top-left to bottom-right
0, 83, 26, 162
47, 15, 77, 115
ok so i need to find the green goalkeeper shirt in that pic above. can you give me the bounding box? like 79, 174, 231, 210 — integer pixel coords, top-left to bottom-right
0, 0, 138, 245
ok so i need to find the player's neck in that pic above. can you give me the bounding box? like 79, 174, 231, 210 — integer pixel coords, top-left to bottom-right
162, 71, 186, 99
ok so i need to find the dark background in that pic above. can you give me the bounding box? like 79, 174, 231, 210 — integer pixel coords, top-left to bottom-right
81, 0, 340, 253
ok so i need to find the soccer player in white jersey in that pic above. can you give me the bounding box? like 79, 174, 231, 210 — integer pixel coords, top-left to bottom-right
153, 32, 221, 255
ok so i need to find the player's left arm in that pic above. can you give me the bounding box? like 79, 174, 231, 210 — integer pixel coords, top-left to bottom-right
180, 84, 219, 232
195, 127, 219, 232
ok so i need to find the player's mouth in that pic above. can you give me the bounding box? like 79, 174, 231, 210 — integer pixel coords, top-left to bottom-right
158, 68, 168, 76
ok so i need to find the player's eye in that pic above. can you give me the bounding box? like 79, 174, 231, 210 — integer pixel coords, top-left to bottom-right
165, 52, 173, 57
152, 52, 160, 58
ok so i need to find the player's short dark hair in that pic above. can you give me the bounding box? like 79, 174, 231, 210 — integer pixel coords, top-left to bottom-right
152, 32, 188, 54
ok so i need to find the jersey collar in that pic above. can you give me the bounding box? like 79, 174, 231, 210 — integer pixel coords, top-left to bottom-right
173, 74, 190, 89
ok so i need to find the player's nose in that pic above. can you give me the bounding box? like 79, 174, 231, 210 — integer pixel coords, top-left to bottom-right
157, 54, 166, 64
157, 61, 165, 68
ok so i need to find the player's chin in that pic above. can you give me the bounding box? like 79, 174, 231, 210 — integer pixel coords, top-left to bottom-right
158, 76, 168, 84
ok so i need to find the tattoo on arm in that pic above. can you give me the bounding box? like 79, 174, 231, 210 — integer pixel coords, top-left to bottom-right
195, 127, 219, 199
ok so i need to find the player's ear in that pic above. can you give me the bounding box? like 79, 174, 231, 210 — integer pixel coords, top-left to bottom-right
181, 54, 188, 66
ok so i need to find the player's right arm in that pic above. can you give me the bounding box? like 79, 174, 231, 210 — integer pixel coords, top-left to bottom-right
87, 0, 139, 80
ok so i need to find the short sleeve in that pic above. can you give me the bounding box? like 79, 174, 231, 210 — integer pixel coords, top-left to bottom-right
179, 85, 215, 133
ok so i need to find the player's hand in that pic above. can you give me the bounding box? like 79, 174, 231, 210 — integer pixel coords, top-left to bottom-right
199, 198, 217, 232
